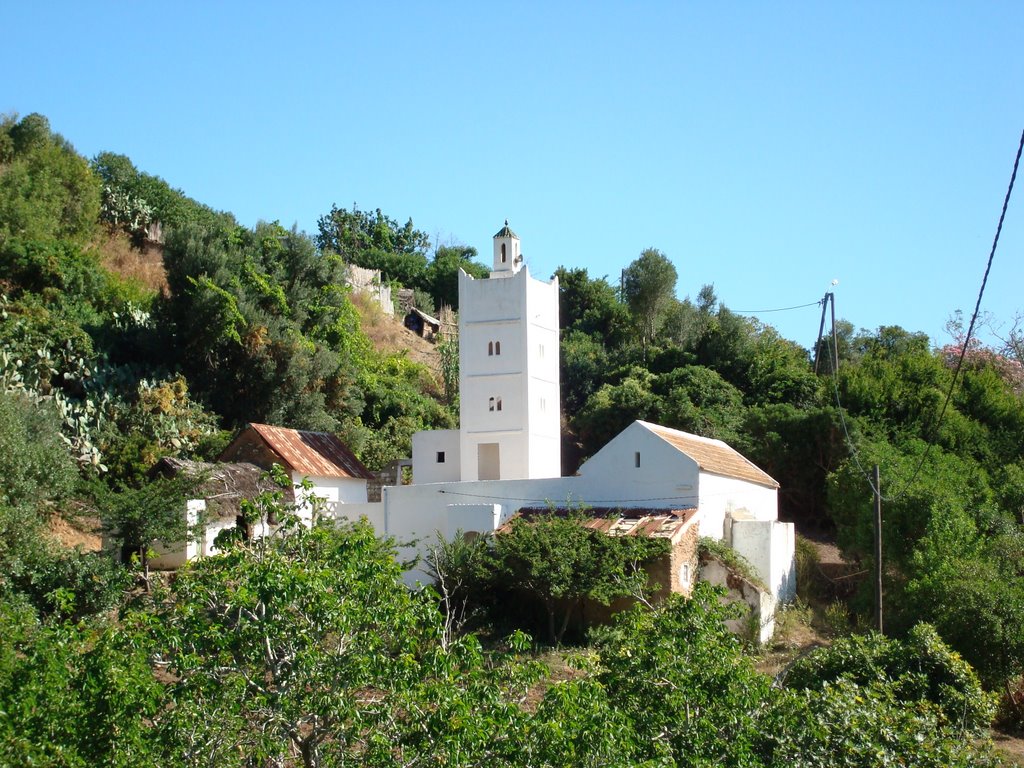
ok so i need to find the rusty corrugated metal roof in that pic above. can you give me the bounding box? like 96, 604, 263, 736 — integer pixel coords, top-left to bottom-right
247, 423, 374, 480
640, 421, 779, 489
504, 507, 698, 542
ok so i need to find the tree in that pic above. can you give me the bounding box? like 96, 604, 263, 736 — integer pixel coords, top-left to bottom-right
573, 370, 661, 457
492, 512, 665, 644
154, 509, 437, 766
425, 244, 488, 310
93, 474, 199, 585
315, 204, 430, 280
92, 151, 235, 238
593, 585, 778, 766
621, 248, 677, 351
159, 222, 364, 431
783, 624, 996, 734
554, 266, 630, 345
0, 113, 101, 246
653, 364, 746, 444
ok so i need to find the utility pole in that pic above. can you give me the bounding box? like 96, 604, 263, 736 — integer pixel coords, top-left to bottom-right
830, 291, 839, 374
813, 292, 836, 374
873, 464, 883, 634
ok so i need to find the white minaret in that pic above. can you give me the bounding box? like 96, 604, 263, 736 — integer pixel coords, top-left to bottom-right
491, 219, 522, 276
457, 222, 560, 481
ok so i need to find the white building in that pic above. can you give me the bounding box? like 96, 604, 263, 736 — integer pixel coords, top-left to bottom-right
161, 223, 795, 640
362, 223, 796, 640
218, 423, 383, 528
412, 221, 561, 483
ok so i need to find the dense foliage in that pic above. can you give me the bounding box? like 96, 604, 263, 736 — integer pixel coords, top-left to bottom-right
0, 507, 1003, 766
1, 111, 1022, 758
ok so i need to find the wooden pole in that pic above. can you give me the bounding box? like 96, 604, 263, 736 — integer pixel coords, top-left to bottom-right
829, 292, 839, 373
813, 292, 829, 374
874, 464, 883, 634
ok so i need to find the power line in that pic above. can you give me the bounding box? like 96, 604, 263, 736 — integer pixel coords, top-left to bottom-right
826, 126, 1024, 502
437, 488, 700, 506
886, 125, 1024, 502
731, 299, 823, 315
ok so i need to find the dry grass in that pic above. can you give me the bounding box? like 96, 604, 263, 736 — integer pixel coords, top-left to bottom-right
350, 291, 441, 372
48, 513, 103, 552
91, 228, 167, 294
993, 730, 1024, 766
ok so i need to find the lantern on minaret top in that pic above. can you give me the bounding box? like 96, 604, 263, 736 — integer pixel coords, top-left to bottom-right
492, 220, 523, 276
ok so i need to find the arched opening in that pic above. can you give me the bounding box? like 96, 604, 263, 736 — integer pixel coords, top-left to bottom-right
488, 341, 493, 356
494, 340, 501, 355
500, 243, 507, 262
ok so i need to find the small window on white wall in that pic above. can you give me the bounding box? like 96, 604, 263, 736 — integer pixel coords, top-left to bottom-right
635, 451, 641, 468
488, 397, 496, 412
540, 397, 546, 411
501, 243, 507, 263
495, 340, 501, 355
539, 343, 545, 358
679, 562, 692, 587
436, 451, 445, 463
496, 397, 502, 411
488, 341, 493, 356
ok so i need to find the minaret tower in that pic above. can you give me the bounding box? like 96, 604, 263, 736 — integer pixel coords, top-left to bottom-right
491, 219, 522, 276
456, 222, 560, 481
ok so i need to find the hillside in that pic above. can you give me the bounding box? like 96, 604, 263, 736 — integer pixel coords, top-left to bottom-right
349, 291, 441, 373
0, 111, 1022, 763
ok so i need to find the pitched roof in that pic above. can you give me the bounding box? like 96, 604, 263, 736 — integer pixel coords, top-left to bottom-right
493, 219, 518, 239
245, 423, 374, 480
639, 421, 779, 488
150, 457, 294, 517
506, 507, 698, 543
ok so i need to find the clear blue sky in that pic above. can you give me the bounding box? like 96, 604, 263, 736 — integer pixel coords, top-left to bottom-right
4, 2, 1023, 350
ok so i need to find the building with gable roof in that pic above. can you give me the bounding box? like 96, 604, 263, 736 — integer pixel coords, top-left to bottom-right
219, 423, 381, 526
155, 223, 794, 641
365, 224, 795, 641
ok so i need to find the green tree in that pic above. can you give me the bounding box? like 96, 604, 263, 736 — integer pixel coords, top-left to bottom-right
593, 584, 777, 766
493, 512, 665, 644
159, 222, 364, 430
425, 244, 488, 310
554, 266, 630, 345
574, 370, 661, 457
91, 150, 234, 237
621, 248, 677, 351
315, 204, 430, 281
92, 474, 199, 583
653, 364, 746, 444
0, 113, 101, 246
783, 624, 996, 734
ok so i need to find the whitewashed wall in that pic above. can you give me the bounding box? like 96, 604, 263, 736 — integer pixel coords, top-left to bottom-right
412, 429, 461, 483
731, 518, 796, 604
697, 473, 779, 543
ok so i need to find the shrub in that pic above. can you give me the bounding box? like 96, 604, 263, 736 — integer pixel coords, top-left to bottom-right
784, 623, 997, 734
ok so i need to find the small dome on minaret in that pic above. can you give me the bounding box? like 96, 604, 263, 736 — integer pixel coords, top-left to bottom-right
493, 219, 518, 239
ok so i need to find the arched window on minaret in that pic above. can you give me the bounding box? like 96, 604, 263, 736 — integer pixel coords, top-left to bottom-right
496, 397, 503, 411
488, 341, 494, 356
501, 243, 507, 263
488, 397, 496, 412
495, 340, 501, 355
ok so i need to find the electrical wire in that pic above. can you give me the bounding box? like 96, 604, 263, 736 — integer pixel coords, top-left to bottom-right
438, 488, 700, 506
731, 299, 824, 315
827, 126, 1024, 501
886, 125, 1024, 502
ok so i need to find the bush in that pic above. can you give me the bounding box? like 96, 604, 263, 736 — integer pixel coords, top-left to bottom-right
784, 623, 997, 733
